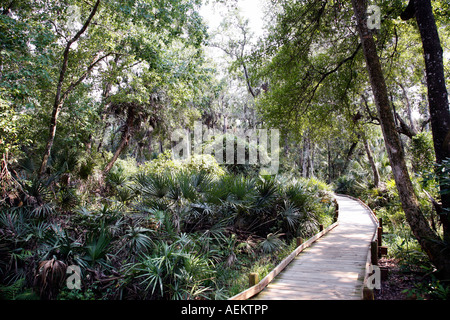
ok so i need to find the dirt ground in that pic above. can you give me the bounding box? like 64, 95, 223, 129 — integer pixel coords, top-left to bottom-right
374, 257, 420, 300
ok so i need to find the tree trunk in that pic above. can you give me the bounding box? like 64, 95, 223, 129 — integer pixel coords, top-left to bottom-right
223, 115, 228, 134
363, 137, 380, 189
309, 142, 315, 178
412, 0, 450, 240
342, 139, 359, 175
39, 101, 63, 175
352, 0, 450, 278
302, 137, 310, 178
102, 106, 135, 175
412, 0, 450, 164
96, 54, 121, 153
398, 81, 417, 134
327, 140, 332, 184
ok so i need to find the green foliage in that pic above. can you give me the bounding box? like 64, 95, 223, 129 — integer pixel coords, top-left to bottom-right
0, 93, 19, 155
0, 277, 26, 300
138, 151, 182, 175
1, 157, 335, 300
405, 275, 450, 300
184, 154, 226, 177
0, 277, 39, 300
57, 288, 95, 300
82, 231, 112, 268
335, 175, 358, 196
435, 159, 450, 197
138, 151, 225, 178
411, 132, 435, 174
123, 225, 154, 256
124, 238, 215, 300
422, 158, 450, 199
253, 0, 363, 139
259, 232, 285, 254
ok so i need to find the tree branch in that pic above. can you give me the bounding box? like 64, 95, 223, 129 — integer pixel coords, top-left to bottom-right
39, 0, 101, 176
423, 189, 441, 231
395, 112, 417, 139
400, 0, 415, 21
61, 52, 112, 102
310, 43, 362, 102
361, 94, 380, 124
54, 0, 101, 108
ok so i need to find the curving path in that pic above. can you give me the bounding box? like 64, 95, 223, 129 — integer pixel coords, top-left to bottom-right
253, 195, 378, 300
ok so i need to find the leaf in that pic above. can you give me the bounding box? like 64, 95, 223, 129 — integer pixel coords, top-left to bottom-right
259, 232, 285, 254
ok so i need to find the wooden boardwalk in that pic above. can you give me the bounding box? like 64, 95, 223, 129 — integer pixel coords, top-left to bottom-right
253, 195, 377, 300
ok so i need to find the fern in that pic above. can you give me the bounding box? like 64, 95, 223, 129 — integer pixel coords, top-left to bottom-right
0, 277, 26, 300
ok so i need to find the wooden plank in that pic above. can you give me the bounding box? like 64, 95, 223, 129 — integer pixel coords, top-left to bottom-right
259, 281, 364, 293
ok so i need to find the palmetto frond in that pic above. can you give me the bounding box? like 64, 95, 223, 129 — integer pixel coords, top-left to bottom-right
31, 203, 55, 219
259, 232, 285, 254
253, 176, 278, 210
124, 225, 154, 254
83, 230, 112, 267
134, 172, 170, 198
280, 200, 301, 232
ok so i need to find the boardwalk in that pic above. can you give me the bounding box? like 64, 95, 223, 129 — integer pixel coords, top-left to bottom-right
253, 195, 377, 300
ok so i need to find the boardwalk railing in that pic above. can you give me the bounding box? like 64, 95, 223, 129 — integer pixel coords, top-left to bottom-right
229, 220, 339, 300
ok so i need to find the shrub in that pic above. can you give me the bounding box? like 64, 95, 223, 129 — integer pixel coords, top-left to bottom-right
334, 175, 357, 195
184, 154, 226, 177
123, 239, 215, 300
137, 151, 181, 175
137, 150, 225, 178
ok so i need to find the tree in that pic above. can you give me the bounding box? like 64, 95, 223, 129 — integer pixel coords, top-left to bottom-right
401, 0, 450, 239
35, 0, 208, 176
351, 0, 450, 278
211, 7, 259, 98
207, 6, 263, 132
253, 0, 365, 138
362, 136, 381, 189
100, 38, 212, 175
39, 0, 103, 176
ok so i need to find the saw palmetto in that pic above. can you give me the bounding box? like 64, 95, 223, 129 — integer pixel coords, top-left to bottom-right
34, 258, 67, 300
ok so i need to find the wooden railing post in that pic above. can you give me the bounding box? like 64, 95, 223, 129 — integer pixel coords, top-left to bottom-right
370, 241, 378, 265
365, 240, 378, 300
363, 286, 374, 300
296, 237, 303, 247
377, 227, 383, 247
377, 220, 388, 258
249, 273, 259, 287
